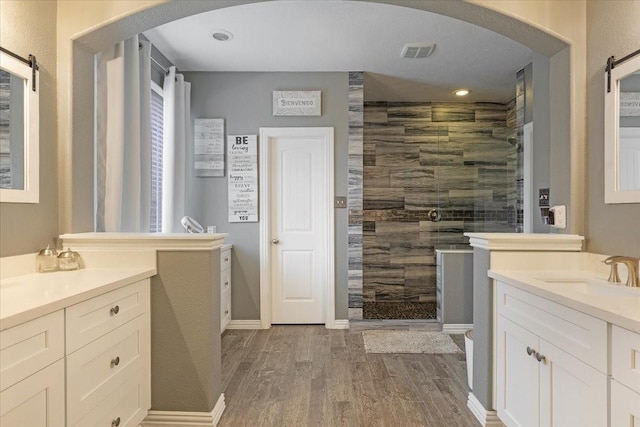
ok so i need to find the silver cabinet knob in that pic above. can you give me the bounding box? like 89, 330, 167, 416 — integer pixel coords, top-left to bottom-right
110, 305, 120, 316
112, 417, 121, 427
535, 352, 546, 363
110, 356, 120, 368
526, 346, 535, 356
271, 238, 280, 244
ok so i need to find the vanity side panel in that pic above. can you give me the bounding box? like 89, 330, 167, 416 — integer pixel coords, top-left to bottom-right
472, 247, 493, 409
150, 250, 222, 412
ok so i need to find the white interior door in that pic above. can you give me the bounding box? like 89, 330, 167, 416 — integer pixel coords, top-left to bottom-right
262, 127, 333, 324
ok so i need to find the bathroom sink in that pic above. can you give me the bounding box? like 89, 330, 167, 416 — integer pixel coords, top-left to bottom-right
537, 277, 640, 297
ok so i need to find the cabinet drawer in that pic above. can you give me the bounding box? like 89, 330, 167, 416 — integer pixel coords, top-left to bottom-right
612, 325, 640, 394
221, 248, 231, 271
221, 267, 231, 293
66, 280, 149, 353
73, 369, 149, 427
0, 358, 65, 427
610, 379, 640, 425
66, 315, 149, 426
0, 310, 64, 392
496, 281, 607, 372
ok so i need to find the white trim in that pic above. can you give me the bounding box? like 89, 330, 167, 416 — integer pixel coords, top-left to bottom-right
0, 51, 39, 203
60, 232, 228, 251
226, 320, 264, 330
142, 394, 225, 426
464, 233, 584, 251
259, 127, 336, 329
329, 319, 349, 330
467, 392, 504, 427
442, 323, 473, 334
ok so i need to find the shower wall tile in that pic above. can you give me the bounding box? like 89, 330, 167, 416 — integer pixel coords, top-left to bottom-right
361, 100, 520, 319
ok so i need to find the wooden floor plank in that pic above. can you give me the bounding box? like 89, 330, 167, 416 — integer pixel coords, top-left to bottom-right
219, 326, 479, 426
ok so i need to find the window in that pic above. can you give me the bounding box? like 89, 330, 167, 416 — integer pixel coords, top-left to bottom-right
150, 81, 163, 232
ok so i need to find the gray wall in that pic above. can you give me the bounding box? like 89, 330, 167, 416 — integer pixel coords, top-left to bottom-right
184, 72, 349, 321
0, 0, 58, 257
531, 52, 552, 233
151, 250, 221, 412
586, 0, 640, 258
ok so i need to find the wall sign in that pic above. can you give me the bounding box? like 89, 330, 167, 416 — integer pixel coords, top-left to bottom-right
228, 135, 258, 222
620, 92, 640, 117
273, 90, 321, 116
194, 118, 225, 177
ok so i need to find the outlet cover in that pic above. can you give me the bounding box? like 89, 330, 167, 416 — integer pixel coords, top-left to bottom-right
550, 205, 566, 229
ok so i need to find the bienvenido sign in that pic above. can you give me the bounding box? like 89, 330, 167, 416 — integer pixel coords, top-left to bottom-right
273, 90, 321, 116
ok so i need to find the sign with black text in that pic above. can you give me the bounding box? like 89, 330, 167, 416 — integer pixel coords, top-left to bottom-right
228, 135, 258, 222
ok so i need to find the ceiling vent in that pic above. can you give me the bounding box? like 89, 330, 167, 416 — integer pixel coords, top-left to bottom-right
401, 43, 436, 59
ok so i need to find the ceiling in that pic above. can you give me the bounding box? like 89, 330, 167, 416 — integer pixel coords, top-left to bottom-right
143, 0, 534, 102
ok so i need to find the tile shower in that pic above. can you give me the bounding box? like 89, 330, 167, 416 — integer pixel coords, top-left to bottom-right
348, 86, 523, 320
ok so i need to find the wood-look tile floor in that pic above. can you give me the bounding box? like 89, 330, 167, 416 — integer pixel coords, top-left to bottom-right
219, 324, 478, 426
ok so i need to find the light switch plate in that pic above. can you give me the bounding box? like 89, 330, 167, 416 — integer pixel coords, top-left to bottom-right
335, 196, 347, 208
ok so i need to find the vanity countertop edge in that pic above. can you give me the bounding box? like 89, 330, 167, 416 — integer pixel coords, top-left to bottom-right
1, 266, 156, 331
489, 269, 640, 334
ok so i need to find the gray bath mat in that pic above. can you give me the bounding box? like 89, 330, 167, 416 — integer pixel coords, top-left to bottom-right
362, 330, 463, 354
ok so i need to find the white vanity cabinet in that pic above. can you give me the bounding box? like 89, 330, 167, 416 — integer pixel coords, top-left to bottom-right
221, 245, 232, 333
496, 281, 608, 427
611, 325, 640, 424
66, 280, 150, 427
0, 311, 66, 426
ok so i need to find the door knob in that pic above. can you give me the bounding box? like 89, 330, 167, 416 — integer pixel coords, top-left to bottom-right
271, 238, 280, 244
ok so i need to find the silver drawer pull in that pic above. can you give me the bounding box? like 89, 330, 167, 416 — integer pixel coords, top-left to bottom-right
112, 417, 121, 427
110, 305, 120, 316
526, 346, 535, 356
535, 352, 546, 363
110, 356, 120, 368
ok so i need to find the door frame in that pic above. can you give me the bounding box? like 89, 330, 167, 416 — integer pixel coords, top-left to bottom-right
258, 127, 336, 329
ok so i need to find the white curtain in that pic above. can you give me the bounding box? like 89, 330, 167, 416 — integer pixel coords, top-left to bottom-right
95, 35, 151, 232
162, 66, 191, 233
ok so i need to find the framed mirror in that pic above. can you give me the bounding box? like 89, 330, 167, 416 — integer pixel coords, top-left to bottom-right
0, 49, 39, 203
605, 52, 640, 204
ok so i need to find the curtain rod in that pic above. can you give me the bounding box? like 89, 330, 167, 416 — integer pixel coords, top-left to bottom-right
151, 55, 171, 76
605, 47, 640, 93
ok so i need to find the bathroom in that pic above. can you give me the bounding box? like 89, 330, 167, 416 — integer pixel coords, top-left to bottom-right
1, 1, 639, 426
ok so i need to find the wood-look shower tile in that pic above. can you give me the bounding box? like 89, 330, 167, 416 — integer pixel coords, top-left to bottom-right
388, 104, 432, 121
419, 142, 463, 166
363, 243, 390, 265
374, 142, 419, 167
404, 188, 448, 210
448, 189, 494, 208
404, 265, 437, 287
463, 141, 510, 166
362, 265, 405, 286
363, 166, 390, 187
475, 102, 508, 122
364, 124, 405, 143
373, 221, 420, 235
390, 243, 436, 265
363, 188, 405, 209
373, 284, 411, 301
363, 109, 388, 124
434, 167, 478, 190
431, 103, 475, 122
447, 127, 495, 143
418, 220, 465, 233
389, 168, 435, 188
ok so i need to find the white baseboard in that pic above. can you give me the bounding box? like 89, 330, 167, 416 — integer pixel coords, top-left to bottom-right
467, 392, 504, 427
226, 320, 264, 329
327, 319, 349, 329
443, 324, 473, 334
142, 394, 225, 426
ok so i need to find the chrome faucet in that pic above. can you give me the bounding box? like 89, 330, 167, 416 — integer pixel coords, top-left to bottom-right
604, 256, 640, 287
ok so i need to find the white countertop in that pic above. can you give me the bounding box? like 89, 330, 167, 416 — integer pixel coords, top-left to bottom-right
490, 269, 640, 333
0, 266, 156, 331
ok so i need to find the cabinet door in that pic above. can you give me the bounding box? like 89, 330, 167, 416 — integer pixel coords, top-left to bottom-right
0, 359, 65, 427
497, 316, 540, 427
538, 340, 607, 427
611, 380, 640, 426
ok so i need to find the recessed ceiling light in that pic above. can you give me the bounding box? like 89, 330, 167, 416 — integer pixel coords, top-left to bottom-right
453, 89, 470, 96
212, 30, 233, 42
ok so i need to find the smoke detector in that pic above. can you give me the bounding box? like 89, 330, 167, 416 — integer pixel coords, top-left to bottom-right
401, 43, 436, 59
